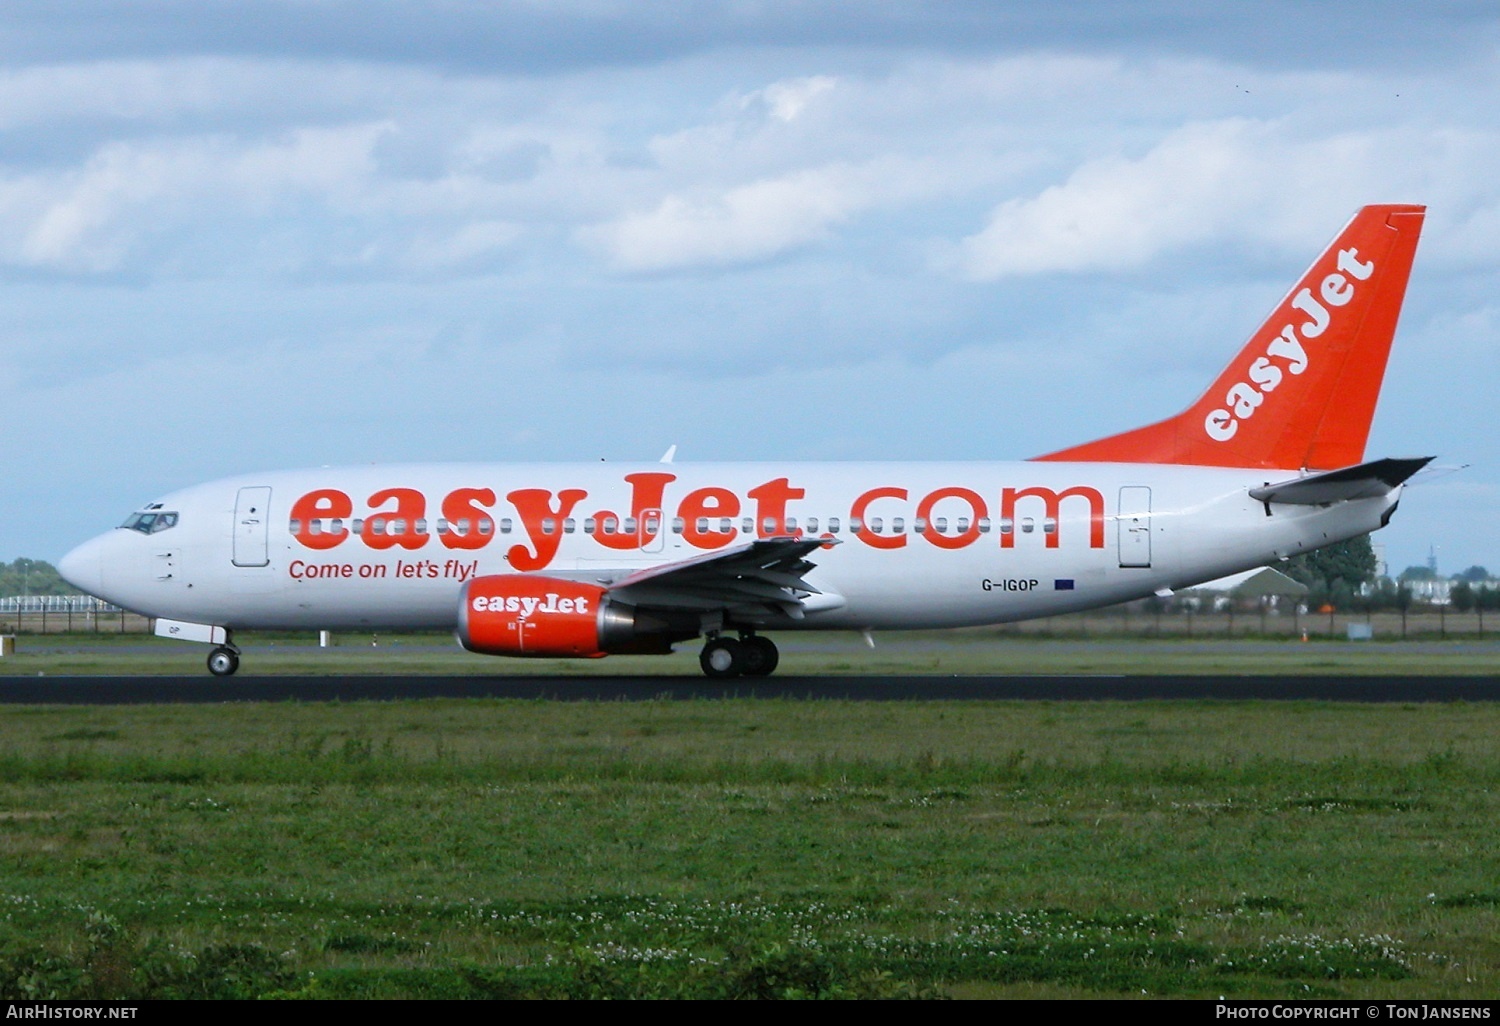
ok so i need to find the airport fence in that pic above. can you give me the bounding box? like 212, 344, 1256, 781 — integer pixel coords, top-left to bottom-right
996, 604, 1493, 641
0, 596, 152, 635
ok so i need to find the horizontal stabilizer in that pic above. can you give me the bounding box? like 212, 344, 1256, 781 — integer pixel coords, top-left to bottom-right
1249, 457, 1433, 506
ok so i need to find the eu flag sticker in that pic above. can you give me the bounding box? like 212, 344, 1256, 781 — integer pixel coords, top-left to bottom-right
1054, 579, 1075, 590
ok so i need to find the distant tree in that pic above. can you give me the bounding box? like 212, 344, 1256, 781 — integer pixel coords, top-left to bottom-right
1285, 534, 1378, 605
1399, 565, 1439, 582
1451, 581, 1476, 613
0, 559, 80, 596
1365, 577, 1400, 612
1455, 565, 1492, 583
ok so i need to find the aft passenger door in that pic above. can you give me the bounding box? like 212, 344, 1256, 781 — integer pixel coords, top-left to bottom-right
232, 486, 272, 567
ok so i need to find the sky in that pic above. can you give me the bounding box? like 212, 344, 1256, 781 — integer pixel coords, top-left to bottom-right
3, 1, 1498, 578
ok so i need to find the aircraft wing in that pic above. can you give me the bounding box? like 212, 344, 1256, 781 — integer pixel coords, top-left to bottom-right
603, 536, 840, 621
1249, 457, 1434, 506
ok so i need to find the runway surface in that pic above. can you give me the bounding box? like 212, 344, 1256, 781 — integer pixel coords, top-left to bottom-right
1, 674, 1498, 703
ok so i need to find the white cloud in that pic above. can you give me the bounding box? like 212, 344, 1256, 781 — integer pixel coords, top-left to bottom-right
959, 113, 1500, 280
0, 124, 391, 272
7, 143, 171, 269
962, 120, 1345, 277
582, 157, 930, 272
743, 75, 838, 123
0, 59, 235, 130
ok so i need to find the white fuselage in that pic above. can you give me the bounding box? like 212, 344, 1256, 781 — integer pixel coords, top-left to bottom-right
61, 460, 1397, 634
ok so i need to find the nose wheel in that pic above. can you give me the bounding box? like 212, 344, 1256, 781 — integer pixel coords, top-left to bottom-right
207, 645, 240, 677
698, 634, 779, 678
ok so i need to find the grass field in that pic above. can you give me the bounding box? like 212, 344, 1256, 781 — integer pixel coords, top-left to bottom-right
0, 643, 1497, 998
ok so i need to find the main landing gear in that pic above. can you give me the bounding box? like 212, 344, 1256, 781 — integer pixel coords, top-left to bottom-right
699, 633, 779, 679
207, 644, 241, 677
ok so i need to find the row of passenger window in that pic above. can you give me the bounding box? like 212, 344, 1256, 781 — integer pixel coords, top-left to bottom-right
288, 515, 1059, 537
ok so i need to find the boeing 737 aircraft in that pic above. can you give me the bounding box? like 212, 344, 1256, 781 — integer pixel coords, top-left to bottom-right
59, 204, 1431, 678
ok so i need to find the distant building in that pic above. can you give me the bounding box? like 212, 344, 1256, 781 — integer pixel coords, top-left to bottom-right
1387, 564, 1500, 606
1182, 566, 1309, 611
1402, 576, 1452, 604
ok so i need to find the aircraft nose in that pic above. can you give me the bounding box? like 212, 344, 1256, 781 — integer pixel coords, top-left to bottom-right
58, 534, 108, 596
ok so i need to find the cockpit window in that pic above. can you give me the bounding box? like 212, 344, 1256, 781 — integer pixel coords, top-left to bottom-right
120, 511, 179, 535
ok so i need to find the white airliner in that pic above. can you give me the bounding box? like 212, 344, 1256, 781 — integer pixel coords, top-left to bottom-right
59, 204, 1431, 678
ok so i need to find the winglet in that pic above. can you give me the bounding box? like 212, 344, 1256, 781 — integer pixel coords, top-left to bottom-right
1034, 204, 1426, 470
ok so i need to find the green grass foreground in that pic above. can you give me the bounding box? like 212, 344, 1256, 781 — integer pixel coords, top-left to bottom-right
0, 698, 1496, 998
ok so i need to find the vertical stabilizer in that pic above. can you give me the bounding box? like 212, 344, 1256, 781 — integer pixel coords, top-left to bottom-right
1034, 204, 1425, 470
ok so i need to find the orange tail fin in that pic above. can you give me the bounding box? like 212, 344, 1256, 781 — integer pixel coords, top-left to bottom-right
1034, 204, 1425, 470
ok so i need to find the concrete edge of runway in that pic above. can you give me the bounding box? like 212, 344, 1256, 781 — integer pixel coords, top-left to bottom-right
0, 674, 1497, 703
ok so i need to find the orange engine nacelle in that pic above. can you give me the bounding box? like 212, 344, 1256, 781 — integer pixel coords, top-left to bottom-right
457, 575, 664, 658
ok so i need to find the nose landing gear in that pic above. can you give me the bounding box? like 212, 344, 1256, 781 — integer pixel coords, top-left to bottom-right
698, 633, 779, 678
207, 644, 241, 677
